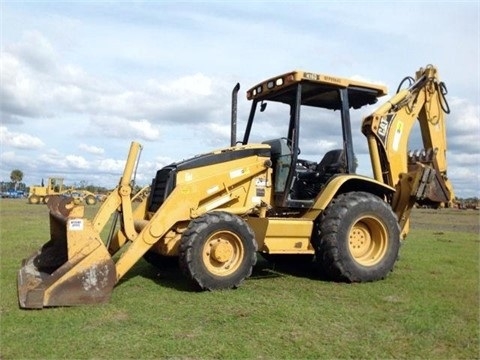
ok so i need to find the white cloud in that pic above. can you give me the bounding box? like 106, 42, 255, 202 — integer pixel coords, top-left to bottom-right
79, 143, 104, 155
449, 97, 480, 129
90, 116, 161, 141
0, 51, 46, 118
38, 150, 66, 167
447, 98, 480, 154
97, 158, 126, 173
0, 126, 45, 149
148, 73, 213, 97
201, 122, 231, 148
1, 38, 221, 128
128, 119, 161, 141
65, 155, 90, 169
448, 152, 479, 168
0, 151, 17, 163
8, 30, 58, 74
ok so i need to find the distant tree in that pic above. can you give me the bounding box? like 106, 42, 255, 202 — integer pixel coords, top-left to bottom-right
77, 180, 88, 189
10, 169, 23, 190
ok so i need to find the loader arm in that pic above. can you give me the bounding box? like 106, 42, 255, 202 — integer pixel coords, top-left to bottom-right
17, 141, 271, 308
17, 142, 144, 308
362, 65, 453, 234
92, 141, 142, 240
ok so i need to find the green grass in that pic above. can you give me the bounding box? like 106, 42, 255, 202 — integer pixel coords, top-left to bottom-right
1, 199, 478, 359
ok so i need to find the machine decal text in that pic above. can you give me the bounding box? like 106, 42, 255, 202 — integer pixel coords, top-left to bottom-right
69, 219, 84, 231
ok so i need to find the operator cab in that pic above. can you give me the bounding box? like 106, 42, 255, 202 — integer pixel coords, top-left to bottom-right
241, 70, 387, 209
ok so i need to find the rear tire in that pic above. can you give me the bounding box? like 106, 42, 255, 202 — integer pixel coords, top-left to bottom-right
179, 212, 257, 290
313, 191, 400, 282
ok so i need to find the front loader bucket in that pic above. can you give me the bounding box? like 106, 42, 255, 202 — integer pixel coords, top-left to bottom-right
17, 196, 116, 309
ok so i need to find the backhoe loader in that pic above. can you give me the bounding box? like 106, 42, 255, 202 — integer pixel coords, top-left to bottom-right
17, 64, 453, 308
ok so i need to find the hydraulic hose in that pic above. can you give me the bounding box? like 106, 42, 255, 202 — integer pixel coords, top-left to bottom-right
437, 81, 451, 114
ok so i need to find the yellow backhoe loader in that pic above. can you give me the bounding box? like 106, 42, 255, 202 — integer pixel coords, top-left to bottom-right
18, 64, 453, 309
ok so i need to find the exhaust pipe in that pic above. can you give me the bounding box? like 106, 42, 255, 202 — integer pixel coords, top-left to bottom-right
231, 83, 240, 147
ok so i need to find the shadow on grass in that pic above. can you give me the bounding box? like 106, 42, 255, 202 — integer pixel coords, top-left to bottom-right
117, 253, 329, 293
117, 260, 192, 292
254, 254, 331, 281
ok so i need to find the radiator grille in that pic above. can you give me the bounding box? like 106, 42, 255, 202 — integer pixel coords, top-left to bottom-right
148, 166, 176, 212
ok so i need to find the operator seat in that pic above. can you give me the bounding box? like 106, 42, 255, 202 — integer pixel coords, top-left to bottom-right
295, 149, 346, 199
315, 149, 345, 176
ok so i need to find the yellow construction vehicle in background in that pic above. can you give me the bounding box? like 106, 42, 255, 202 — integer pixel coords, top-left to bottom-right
27, 177, 97, 205
17, 64, 453, 309
27, 177, 67, 204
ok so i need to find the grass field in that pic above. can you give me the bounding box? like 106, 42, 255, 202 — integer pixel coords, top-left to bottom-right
1, 199, 478, 359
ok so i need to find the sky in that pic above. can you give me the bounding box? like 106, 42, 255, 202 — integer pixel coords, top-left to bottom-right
1, 1, 479, 198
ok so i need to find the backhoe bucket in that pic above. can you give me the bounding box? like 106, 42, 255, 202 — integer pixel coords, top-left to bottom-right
17, 196, 116, 309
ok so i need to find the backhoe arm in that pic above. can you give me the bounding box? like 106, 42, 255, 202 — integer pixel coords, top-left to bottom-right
362, 65, 454, 235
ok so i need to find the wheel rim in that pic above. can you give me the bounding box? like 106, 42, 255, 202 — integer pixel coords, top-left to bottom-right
348, 216, 388, 266
202, 230, 244, 276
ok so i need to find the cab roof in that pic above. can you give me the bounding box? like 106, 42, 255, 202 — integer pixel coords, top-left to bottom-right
247, 70, 388, 110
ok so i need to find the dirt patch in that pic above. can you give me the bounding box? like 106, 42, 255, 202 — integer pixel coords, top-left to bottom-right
409, 208, 480, 234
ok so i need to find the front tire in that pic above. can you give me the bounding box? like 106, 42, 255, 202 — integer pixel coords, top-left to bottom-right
28, 195, 39, 204
179, 212, 257, 290
313, 192, 400, 282
85, 195, 97, 205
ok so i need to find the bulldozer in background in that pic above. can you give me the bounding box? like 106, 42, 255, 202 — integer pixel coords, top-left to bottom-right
27, 177, 97, 205
18, 64, 454, 309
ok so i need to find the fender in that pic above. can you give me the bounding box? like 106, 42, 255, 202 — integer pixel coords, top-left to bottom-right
305, 174, 395, 220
